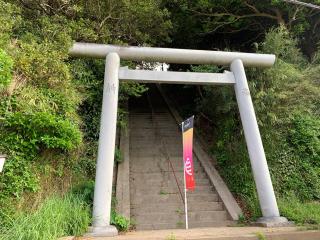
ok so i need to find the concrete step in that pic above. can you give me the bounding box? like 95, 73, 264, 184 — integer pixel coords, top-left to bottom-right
130, 120, 176, 125
131, 185, 216, 196
130, 163, 199, 171
129, 138, 181, 144
130, 122, 178, 128
130, 134, 180, 140
130, 157, 202, 171
130, 124, 181, 128
129, 114, 169, 117
130, 140, 182, 145
130, 112, 169, 115
131, 184, 214, 192
131, 128, 179, 133
131, 157, 202, 165
130, 128, 179, 133
130, 193, 219, 205
130, 155, 197, 161
130, 178, 208, 187
132, 210, 228, 224
130, 151, 181, 158
130, 128, 180, 134
130, 142, 181, 149
131, 201, 224, 214
130, 145, 183, 153
129, 140, 182, 147
130, 123, 178, 128
130, 122, 178, 127
130, 165, 203, 173
130, 173, 206, 183
130, 126, 179, 131
130, 177, 211, 187
130, 144, 182, 150
130, 171, 208, 180
129, 136, 181, 143
130, 114, 173, 118
130, 135, 180, 140
134, 220, 234, 230
130, 152, 182, 158
130, 167, 205, 174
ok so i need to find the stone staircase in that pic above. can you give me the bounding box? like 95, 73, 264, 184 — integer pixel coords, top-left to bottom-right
128, 87, 233, 230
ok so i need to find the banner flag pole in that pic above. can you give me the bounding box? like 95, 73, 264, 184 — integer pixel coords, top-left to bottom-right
184, 178, 188, 229
182, 124, 189, 230
181, 116, 195, 230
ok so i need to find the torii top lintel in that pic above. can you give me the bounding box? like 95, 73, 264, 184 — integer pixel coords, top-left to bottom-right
69, 42, 275, 68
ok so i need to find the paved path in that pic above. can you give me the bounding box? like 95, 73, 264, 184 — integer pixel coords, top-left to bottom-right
77, 226, 320, 240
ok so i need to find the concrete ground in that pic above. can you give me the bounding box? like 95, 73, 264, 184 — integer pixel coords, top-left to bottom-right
74, 226, 320, 240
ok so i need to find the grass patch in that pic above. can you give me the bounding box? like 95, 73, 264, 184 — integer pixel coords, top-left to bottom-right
279, 196, 320, 225
72, 181, 131, 232
176, 220, 184, 228
166, 233, 177, 240
159, 189, 169, 195
175, 208, 183, 215
255, 232, 266, 240
0, 194, 90, 240
111, 212, 130, 232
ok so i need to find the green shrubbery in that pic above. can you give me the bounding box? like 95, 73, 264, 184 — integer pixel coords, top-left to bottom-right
0, 1, 83, 225
110, 197, 131, 231
4, 112, 82, 152
72, 181, 131, 232
0, 0, 165, 235
111, 212, 131, 232
0, 194, 90, 240
0, 50, 13, 91
289, 114, 320, 165
279, 196, 320, 225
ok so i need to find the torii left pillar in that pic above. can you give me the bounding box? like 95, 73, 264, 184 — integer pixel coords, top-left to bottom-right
87, 53, 120, 237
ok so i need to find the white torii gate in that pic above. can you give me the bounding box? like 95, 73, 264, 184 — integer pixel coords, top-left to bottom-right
69, 43, 288, 236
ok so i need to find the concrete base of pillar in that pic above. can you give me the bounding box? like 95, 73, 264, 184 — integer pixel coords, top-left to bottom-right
254, 216, 293, 227
85, 225, 118, 237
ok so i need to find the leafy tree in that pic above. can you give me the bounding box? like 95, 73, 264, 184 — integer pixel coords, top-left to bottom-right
164, 0, 320, 57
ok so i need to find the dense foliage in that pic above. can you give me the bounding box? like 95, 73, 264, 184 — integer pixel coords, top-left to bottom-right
181, 26, 320, 221
0, 0, 171, 234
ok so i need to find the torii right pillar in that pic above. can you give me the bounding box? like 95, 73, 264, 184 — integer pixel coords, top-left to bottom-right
231, 59, 289, 227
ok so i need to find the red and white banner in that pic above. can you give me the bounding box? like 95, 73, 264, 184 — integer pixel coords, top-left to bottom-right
182, 116, 195, 191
